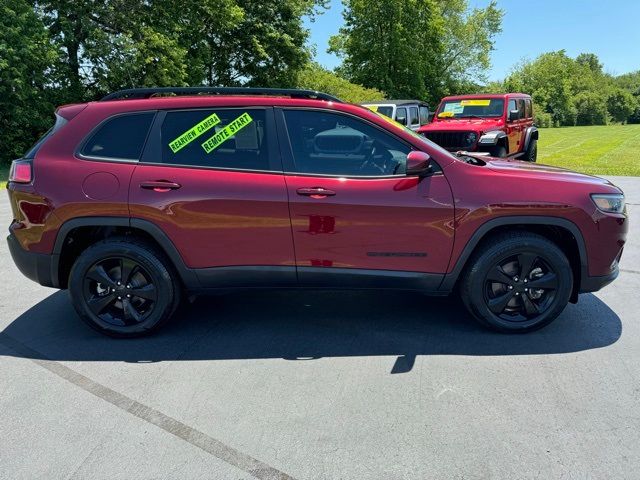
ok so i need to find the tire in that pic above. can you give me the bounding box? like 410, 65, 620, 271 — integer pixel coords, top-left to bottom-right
460, 232, 572, 333
490, 145, 507, 158
524, 138, 538, 162
68, 238, 181, 337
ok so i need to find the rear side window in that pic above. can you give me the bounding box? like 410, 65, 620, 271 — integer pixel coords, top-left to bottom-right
409, 107, 419, 126
159, 109, 270, 171
517, 99, 526, 119
525, 99, 532, 118
81, 112, 154, 160
419, 106, 429, 125
396, 107, 407, 126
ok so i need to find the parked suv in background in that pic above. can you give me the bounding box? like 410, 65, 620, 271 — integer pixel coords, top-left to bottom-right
7, 88, 627, 337
419, 93, 538, 161
361, 100, 430, 131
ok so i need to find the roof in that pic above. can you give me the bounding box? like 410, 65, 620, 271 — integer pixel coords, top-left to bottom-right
362, 99, 429, 107
439, 93, 531, 101
100, 87, 342, 103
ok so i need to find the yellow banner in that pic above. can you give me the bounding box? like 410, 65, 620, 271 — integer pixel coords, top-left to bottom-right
460, 99, 491, 106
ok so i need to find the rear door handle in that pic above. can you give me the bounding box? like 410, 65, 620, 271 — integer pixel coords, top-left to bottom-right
140, 181, 182, 192
296, 187, 336, 198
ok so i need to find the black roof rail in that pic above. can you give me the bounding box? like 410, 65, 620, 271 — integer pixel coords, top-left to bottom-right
100, 87, 342, 102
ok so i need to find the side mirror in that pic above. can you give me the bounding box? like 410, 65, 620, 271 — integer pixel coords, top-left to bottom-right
508, 109, 520, 122
396, 115, 407, 126
406, 151, 432, 176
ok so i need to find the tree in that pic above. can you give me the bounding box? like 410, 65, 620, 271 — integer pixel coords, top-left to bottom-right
0, 0, 57, 163
436, 0, 503, 93
35, 0, 326, 98
574, 91, 608, 126
606, 88, 636, 123
329, 0, 502, 104
297, 63, 385, 102
504, 51, 582, 126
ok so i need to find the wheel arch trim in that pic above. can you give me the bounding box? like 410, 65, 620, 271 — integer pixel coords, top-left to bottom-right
439, 215, 588, 292
52, 216, 200, 289
523, 126, 539, 151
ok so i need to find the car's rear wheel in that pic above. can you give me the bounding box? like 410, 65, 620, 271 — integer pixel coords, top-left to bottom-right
490, 145, 507, 158
524, 138, 538, 162
69, 238, 180, 337
460, 232, 572, 333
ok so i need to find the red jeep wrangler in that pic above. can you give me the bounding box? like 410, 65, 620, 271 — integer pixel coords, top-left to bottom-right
6, 88, 626, 337
419, 93, 538, 161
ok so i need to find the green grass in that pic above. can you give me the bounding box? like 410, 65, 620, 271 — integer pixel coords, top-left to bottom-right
0, 165, 8, 188
538, 124, 640, 176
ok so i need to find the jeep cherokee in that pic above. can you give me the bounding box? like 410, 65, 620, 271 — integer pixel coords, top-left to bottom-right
6, 87, 627, 337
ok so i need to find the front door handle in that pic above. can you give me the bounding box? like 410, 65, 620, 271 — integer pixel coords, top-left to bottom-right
296, 187, 336, 198
140, 181, 182, 192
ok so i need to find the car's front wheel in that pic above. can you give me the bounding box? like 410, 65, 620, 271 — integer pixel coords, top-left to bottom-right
490, 144, 507, 158
69, 238, 180, 337
460, 232, 572, 333
524, 138, 538, 162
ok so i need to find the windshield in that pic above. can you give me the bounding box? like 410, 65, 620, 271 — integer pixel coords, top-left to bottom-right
369, 110, 457, 160
437, 98, 504, 119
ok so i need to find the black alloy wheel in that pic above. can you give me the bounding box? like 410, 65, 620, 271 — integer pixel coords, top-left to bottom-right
460, 232, 573, 333
83, 256, 157, 327
484, 252, 558, 322
69, 238, 179, 337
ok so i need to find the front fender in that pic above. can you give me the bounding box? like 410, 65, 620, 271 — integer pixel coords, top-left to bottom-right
478, 130, 507, 147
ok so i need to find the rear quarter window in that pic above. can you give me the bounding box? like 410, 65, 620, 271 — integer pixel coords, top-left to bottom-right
81, 112, 155, 160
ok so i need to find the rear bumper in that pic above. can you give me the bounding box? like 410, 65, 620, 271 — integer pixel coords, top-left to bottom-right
579, 266, 619, 293
7, 233, 58, 288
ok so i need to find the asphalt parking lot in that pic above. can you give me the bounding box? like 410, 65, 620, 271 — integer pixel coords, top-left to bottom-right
1, 176, 638, 480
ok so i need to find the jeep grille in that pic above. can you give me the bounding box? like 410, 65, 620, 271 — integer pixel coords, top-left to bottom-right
422, 131, 476, 151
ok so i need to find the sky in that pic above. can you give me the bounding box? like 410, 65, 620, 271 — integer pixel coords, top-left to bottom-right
304, 0, 640, 81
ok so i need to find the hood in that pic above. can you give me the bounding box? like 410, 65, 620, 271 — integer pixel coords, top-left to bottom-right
486, 159, 618, 189
419, 117, 504, 133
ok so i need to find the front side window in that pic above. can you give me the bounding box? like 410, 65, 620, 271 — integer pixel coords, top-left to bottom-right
282, 109, 411, 177
159, 108, 270, 170
81, 112, 155, 160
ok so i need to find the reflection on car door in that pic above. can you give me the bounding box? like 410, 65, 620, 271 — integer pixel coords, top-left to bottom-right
276, 108, 455, 288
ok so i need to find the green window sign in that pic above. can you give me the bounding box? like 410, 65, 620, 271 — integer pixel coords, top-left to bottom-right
201, 113, 253, 154
168, 113, 221, 153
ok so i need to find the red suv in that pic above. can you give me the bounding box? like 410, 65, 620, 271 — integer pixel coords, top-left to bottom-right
6, 88, 627, 337
419, 93, 538, 161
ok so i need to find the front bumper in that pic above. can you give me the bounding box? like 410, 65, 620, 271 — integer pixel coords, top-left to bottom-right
579, 266, 619, 293
7, 233, 58, 288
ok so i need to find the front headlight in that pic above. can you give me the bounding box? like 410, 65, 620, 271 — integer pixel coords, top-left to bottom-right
591, 193, 625, 213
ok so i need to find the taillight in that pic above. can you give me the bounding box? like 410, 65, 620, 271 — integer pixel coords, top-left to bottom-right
8, 160, 33, 184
